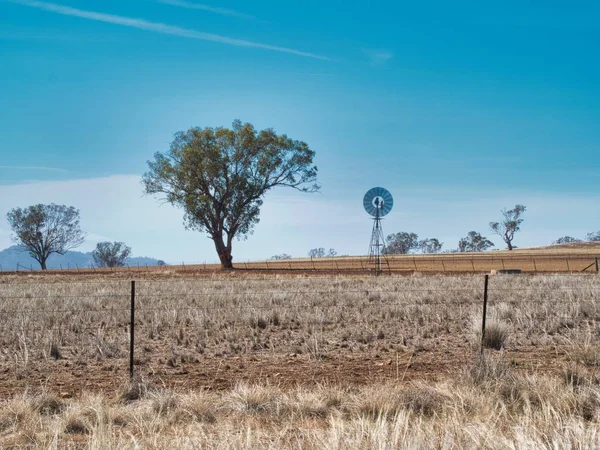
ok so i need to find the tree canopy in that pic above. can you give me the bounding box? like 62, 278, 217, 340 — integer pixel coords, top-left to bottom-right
143, 120, 319, 269
6, 204, 85, 270
587, 231, 600, 242
308, 248, 333, 258
458, 231, 495, 252
490, 205, 526, 250
92, 241, 132, 268
419, 238, 443, 254
384, 232, 419, 254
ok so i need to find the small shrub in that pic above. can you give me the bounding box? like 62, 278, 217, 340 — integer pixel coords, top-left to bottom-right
578, 391, 600, 421
563, 365, 593, 388
249, 316, 268, 330
120, 378, 150, 403
64, 417, 89, 434
151, 391, 180, 416
482, 321, 508, 350
464, 353, 511, 385
178, 392, 217, 423
63, 409, 91, 435
34, 394, 65, 415
50, 343, 61, 360
399, 384, 449, 418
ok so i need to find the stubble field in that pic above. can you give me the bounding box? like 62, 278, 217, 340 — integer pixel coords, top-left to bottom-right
1, 271, 600, 448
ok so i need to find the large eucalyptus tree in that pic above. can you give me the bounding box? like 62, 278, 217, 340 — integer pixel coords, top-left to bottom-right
143, 120, 319, 269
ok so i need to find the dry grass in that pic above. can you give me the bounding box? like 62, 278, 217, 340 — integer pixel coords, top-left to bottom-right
1, 368, 600, 448
0, 274, 599, 386
1, 273, 600, 447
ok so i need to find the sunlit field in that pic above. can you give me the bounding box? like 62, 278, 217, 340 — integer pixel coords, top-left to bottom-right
1, 272, 600, 447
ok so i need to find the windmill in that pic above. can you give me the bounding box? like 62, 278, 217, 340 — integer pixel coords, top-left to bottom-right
363, 187, 393, 274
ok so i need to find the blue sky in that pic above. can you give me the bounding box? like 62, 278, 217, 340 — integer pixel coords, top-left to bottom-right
0, 0, 599, 263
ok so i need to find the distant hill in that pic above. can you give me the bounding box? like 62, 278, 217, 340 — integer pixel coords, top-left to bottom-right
0, 245, 162, 271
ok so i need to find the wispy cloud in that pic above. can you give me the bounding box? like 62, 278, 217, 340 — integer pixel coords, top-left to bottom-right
363, 48, 393, 66
155, 0, 254, 20
7, 0, 329, 60
0, 165, 67, 172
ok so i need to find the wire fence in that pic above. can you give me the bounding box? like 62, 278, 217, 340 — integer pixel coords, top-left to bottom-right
1, 254, 599, 274
0, 274, 599, 391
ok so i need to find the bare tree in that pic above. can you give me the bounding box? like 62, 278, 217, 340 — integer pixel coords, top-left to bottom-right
489, 205, 526, 250
92, 241, 132, 268
308, 248, 326, 258
328, 248, 337, 257
458, 231, 495, 252
6, 204, 85, 270
419, 238, 443, 254
384, 232, 419, 254
553, 236, 582, 245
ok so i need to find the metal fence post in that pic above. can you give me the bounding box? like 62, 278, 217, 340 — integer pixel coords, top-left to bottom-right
596, 257, 599, 273
480, 274, 489, 354
130, 280, 135, 379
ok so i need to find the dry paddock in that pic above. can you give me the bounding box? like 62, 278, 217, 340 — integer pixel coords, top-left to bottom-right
0, 272, 599, 395
2, 272, 600, 448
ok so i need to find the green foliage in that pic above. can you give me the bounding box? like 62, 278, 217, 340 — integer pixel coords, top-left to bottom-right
143, 120, 319, 268
419, 238, 443, 254
586, 231, 600, 242
489, 205, 526, 250
92, 241, 132, 268
385, 232, 419, 254
6, 204, 85, 270
458, 231, 495, 252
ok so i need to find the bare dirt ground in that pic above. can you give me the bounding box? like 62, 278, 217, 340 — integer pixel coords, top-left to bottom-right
1, 272, 599, 399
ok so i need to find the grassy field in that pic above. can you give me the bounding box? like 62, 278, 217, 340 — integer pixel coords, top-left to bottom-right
1, 272, 600, 447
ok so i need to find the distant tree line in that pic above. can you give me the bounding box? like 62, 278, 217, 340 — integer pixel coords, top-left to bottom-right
381, 205, 526, 254
553, 232, 600, 245
6, 201, 599, 270
307, 248, 337, 258
5, 203, 165, 270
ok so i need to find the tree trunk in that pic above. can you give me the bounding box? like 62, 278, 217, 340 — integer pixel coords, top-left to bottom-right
507, 241, 513, 251
212, 234, 233, 269
40, 257, 47, 271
